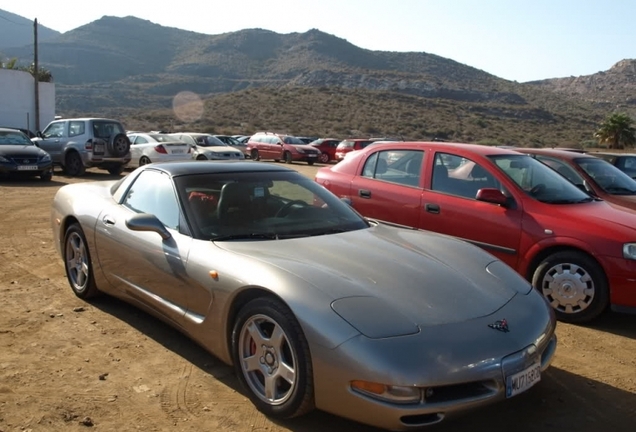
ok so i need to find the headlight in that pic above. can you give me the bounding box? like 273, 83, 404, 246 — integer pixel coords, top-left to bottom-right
351, 380, 421, 404
623, 243, 636, 260
40, 153, 51, 162
0, 156, 9, 163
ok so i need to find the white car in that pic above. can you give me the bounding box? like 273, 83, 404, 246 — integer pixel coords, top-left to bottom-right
169, 133, 245, 160
127, 133, 192, 168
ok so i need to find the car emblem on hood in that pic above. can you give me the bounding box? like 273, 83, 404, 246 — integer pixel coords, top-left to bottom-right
23, 159, 30, 164
488, 318, 509, 332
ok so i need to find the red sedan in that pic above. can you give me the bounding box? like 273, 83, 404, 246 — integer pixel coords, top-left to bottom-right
316, 141, 636, 323
519, 148, 636, 211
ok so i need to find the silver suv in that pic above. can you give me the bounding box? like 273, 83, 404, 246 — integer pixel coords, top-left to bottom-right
33, 118, 131, 176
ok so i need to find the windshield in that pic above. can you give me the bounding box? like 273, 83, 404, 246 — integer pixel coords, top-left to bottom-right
489, 154, 593, 204
283, 136, 305, 145
576, 157, 636, 195
0, 130, 33, 146
149, 134, 181, 143
197, 135, 226, 147
176, 171, 369, 241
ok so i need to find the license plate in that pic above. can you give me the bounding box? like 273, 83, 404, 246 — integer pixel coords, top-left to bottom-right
17, 165, 38, 171
94, 143, 104, 153
506, 360, 541, 398
172, 150, 185, 154
307, 154, 317, 157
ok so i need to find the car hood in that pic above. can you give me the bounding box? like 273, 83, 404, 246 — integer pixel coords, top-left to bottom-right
0, 145, 47, 157
603, 194, 636, 211
545, 200, 636, 234
216, 224, 521, 327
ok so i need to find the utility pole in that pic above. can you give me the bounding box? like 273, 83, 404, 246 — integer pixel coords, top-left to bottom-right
34, 18, 40, 131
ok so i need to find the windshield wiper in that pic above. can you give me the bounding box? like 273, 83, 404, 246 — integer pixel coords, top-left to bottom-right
212, 233, 279, 241
542, 197, 594, 204
309, 228, 348, 237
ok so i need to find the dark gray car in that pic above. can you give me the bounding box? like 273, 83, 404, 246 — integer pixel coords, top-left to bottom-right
0, 127, 53, 181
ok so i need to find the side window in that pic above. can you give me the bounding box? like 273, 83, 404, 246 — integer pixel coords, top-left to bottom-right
535, 156, 583, 185
68, 121, 85, 137
123, 170, 180, 230
133, 136, 148, 144
432, 153, 500, 199
361, 150, 424, 187
362, 153, 379, 178
43, 122, 65, 138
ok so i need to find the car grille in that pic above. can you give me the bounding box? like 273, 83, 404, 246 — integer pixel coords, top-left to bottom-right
8, 156, 39, 164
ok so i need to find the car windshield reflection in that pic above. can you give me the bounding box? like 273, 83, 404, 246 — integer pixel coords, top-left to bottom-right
176, 172, 369, 241
489, 154, 593, 204
576, 158, 636, 195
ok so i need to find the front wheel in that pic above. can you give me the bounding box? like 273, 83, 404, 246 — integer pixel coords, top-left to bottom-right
64, 223, 100, 299
139, 156, 151, 166
40, 170, 53, 181
196, 155, 208, 161
284, 152, 293, 164
319, 153, 329, 163
251, 149, 260, 161
232, 297, 314, 419
532, 251, 609, 323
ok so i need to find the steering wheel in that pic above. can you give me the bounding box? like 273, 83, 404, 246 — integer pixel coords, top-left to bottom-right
529, 184, 546, 196
275, 200, 308, 217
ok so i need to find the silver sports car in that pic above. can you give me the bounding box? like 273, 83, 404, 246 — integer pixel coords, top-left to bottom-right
51, 161, 557, 430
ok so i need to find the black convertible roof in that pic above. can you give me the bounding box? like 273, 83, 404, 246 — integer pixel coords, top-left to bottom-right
148, 161, 297, 177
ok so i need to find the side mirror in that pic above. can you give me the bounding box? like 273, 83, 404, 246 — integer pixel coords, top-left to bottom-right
36, 131, 43, 138
475, 188, 508, 206
125, 213, 171, 240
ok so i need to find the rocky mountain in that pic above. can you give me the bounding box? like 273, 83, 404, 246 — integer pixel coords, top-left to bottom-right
0, 9, 60, 50
2, 16, 527, 109
528, 59, 636, 118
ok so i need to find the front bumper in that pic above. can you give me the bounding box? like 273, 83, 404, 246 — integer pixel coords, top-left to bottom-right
311, 292, 557, 430
0, 160, 53, 176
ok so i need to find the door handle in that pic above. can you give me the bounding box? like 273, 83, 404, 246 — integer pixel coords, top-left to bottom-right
359, 189, 372, 199
102, 215, 115, 225
425, 203, 440, 214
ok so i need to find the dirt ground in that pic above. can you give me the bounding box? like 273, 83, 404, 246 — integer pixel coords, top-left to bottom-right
1, 163, 635, 432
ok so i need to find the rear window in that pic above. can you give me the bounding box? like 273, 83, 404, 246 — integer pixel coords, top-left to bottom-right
91, 121, 125, 139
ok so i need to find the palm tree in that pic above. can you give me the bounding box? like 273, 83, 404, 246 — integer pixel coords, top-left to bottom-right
0, 57, 19, 69
594, 112, 636, 149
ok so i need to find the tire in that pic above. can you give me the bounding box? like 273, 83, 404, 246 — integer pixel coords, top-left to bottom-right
231, 297, 314, 419
251, 149, 260, 161
108, 133, 131, 157
40, 170, 53, 181
139, 156, 152, 166
64, 151, 86, 177
307, 160, 314, 166
532, 251, 609, 323
64, 223, 100, 299
284, 152, 293, 164
319, 153, 329, 163
107, 165, 124, 175
196, 155, 208, 161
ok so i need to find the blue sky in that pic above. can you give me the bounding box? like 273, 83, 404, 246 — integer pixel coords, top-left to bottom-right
1, 0, 634, 82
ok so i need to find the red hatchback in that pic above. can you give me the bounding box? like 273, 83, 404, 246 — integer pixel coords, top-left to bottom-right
334, 138, 376, 161
309, 138, 341, 163
316, 141, 636, 323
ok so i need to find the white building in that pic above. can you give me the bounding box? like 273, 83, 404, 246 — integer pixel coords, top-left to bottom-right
0, 69, 55, 132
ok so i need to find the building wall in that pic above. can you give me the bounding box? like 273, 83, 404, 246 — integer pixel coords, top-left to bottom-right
0, 69, 55, 132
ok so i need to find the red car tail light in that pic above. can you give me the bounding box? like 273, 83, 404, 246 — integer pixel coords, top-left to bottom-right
154, 145, 167, 154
